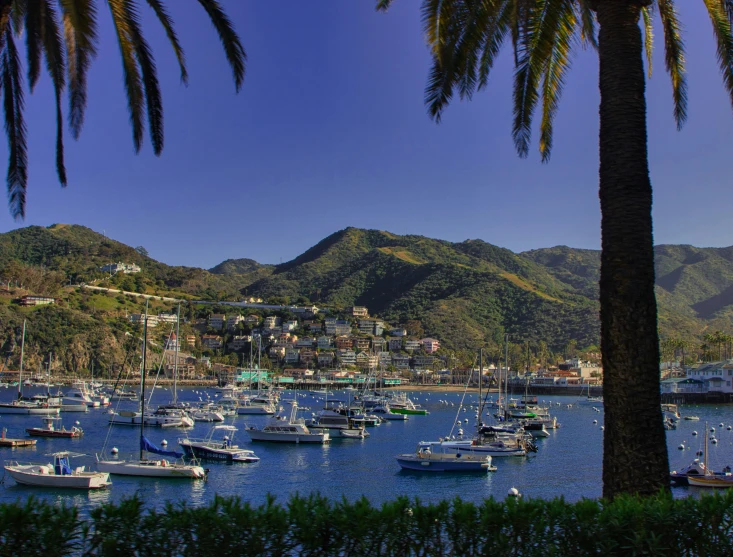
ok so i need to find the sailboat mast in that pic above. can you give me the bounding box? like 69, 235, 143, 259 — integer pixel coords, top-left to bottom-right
18, 320, 26, 400
174, 303, 180, 404
478, 348, 483, 427
504, 333, 509, 419
140, 314, 148, 461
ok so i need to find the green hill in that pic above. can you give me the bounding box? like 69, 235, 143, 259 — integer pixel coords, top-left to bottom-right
2, 225, 733, 368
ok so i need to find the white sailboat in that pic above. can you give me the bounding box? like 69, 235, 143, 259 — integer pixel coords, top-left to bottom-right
96, 312, 207, 479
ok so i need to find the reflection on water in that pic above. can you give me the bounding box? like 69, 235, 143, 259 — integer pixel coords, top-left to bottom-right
0, 387, 732, 511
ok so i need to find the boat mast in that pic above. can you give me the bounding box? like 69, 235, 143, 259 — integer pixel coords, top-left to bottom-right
173, 303, 180, 404
504, 333, 509, 420
139, 307, 148, 461
18, 320, 26, 400
478, 348, 483, 428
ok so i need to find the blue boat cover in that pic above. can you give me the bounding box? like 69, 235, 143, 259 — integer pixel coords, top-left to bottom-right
140, 436, 183, 458
54, 456, 72, 475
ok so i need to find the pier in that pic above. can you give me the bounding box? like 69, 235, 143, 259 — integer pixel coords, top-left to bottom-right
0, 429, 36, 448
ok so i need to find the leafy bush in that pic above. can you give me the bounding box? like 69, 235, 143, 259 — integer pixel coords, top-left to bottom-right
2, 491, 733, 556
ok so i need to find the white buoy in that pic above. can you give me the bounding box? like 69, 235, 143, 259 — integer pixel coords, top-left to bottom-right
711, 427, 716, 432
464, 418, 469, 423
75, 421, 80, 425
161, 440, 168, 446
678, 444, 684, 450
712, 438, 718, 444
600, 426, 605, 431
720, 423, 724, 428
593, 420, 598, 425
508, 487, 520, 498
111, 447, 119, 454
728, 426, 732, 431
692, 431, 698, 436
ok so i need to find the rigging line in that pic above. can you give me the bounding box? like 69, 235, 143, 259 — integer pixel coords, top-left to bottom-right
447, 352, 479, 439
145, 321, 176, 409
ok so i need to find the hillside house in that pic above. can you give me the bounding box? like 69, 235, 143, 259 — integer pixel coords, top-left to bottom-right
358, 319, 384, 335
317, 336, 332, 349
208, 314, 226, 330
244, 315, 260, 325
264, 316, 282, 329
317, 352, 335, 366
284, 349, 300, 364
157, 313, 178, 324
129, 314, 158, 327
389, 338, 403, 351
421, 338, 441, 354
282, 320, 298, 332
337, 350, 356, 366
228, 335, 252, 351
19, 295, 55, 306
405, 340, 421, 352
300, 350, 316, 365
227, 315, 244, 330
296, 337, 316, 348
371, 338, 387, 352
201, 335, 223, 350
352, 337, 371, 351
351, 306, 369, 317
391, 354, 410, 369
335, 336, 354, 350
100, 262, 141, 274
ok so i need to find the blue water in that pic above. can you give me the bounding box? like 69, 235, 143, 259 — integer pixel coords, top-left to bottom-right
0, 386, 732, 511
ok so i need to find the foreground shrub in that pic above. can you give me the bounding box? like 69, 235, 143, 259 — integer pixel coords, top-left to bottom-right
1, 491, 732, 556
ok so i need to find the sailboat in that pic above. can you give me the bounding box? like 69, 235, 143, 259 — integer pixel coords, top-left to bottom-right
96, 314, 207, 479
686, 422, 733, 488
0, 321, 60, 415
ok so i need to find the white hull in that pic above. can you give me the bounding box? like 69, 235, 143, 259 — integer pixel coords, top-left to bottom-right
61, 404, 89, 413
0, 404, 60, 415
247, 429, 329, 443
4, 465, 110, 489
96, 459, 206, 478
109, 412, 193, 427
237, 406, 275, 415
439, 441, 526, 457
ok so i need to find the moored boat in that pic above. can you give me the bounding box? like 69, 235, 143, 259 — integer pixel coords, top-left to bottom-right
179, 425, 260, 462
396, 442, 497, 472
26, 417, 83, 438
247, 401, 329, 444
4, 452, 110, 489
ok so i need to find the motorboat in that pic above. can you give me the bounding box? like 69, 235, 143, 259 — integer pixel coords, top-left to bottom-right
0, 399, 60, 415
4, 452, 110, 489
109, 387, 138, 401
62, 381, 100, 407
670, 458, 732, 486
396, 442, 497, 472
108, 407, 194, 428
189, 405, 225, 422
247, 401, 330, 444
371, 405, 408, 421
387, 394, 428, 415
684, 416, 700, 421
26, 417, 83, 438
179, 425, 260, 462
236, 396, 276, 415
61, 403, 88, 413
306, 409, 369, 438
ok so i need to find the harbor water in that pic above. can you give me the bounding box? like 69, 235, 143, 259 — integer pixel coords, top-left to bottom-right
1, 387, 732, 511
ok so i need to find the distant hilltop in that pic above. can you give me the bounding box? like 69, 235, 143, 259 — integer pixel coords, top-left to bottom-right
1, 224, 733, 355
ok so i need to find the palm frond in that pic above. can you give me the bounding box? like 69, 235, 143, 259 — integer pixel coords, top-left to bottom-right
477, 0, 514, 90
641, 4, 654, 78
40, 0, 67, 185
375, 0, 394, 11
539, 0, 575, 162
575, 0, 597, 50
108, 0, 144, 152
658, 0, 687, 129
724, 0, 733, 23
513, 0, 569, 158
144, 0, 187, 85
10, 0, 26, 35
2, 28, 28, 219
702, 0, 733, 115
125, 1, 163, 155
196, 0, 245, 91
59, 0, 98, 139
24, 0, 42, 90
422, 0, 463, 120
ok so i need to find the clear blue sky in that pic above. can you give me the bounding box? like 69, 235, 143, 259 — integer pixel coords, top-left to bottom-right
1, 1, 732, 269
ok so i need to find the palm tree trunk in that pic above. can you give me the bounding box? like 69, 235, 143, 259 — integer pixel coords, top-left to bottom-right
596, 1, 669, 499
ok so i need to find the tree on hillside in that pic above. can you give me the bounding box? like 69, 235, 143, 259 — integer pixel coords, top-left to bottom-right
135, 246, 149, 258
0, 0, 246, 219
377, 0, 733, 498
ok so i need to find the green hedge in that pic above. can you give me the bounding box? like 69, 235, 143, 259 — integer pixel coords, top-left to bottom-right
1, 491, 733, 556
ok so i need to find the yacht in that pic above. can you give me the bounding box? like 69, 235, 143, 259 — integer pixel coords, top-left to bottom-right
247, 401, 329, 444
306, 409, 369, 438
179, 425, 260, 462
396, 442, 497, 472
63, 381, 99, 407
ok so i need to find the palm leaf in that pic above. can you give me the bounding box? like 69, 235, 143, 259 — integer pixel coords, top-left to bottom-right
477, 0, 514, 91
658, 0, 687, 129
108, 0, 144, 152
539, 0, 575, 162
144, 0, 187, 85
59, 0, 98, 138
10, 0, 26, 35
24, 0, 42, 90
422, 0, 463, 120
575, 0, 597, 50
513, 0, 568, 158
375, 0, 393, 11
40, 0, 67, 185
196, 0, 245, 91
641, 4, 654, 78
125, 0, 163, 154
2, 27, 28, 219
702, 0, 733, 115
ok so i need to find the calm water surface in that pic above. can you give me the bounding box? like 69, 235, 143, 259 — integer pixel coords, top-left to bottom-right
1, 387, 732, 511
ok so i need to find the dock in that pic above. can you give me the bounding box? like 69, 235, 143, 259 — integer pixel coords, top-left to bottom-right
0, 438, 36, 447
